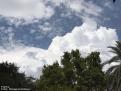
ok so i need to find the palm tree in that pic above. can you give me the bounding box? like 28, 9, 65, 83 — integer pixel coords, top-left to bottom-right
104, 41, 121, 91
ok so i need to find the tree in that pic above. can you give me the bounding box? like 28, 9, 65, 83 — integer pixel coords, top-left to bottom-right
37, 50, 106, 91
0, 62, 35, 90
104, 41, 121, 91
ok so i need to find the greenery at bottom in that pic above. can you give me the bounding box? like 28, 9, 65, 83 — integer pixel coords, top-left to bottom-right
36, 50, 107, 91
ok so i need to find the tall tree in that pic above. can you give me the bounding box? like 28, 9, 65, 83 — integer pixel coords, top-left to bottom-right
37, 50, 106, 91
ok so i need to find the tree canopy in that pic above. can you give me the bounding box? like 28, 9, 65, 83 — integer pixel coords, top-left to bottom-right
36, 50, 107, 91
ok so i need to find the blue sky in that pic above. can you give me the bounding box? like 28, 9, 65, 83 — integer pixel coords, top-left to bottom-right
0, 0, 120, 77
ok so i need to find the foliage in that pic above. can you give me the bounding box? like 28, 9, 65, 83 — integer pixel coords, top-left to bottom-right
0, 62, 35, 90
37, 50, 106, 91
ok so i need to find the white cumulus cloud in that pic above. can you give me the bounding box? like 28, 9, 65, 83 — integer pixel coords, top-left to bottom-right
0, 22, 118, 78
48, 23, 118, 62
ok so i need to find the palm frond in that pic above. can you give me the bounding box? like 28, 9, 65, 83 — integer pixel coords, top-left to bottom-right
109, 68, 119, 91
106, 65, 119, 74
116, 41, 121, 48
108, 56, 120, 64
108, 46, 121, 56
101, 56, 120, 67
109, 64, 121, 91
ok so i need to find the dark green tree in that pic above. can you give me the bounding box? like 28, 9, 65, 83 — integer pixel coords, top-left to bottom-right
37, 50, 106, 91
0, 62, 35, 90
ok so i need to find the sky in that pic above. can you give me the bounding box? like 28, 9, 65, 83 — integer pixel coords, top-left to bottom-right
0, 0, 120, 78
